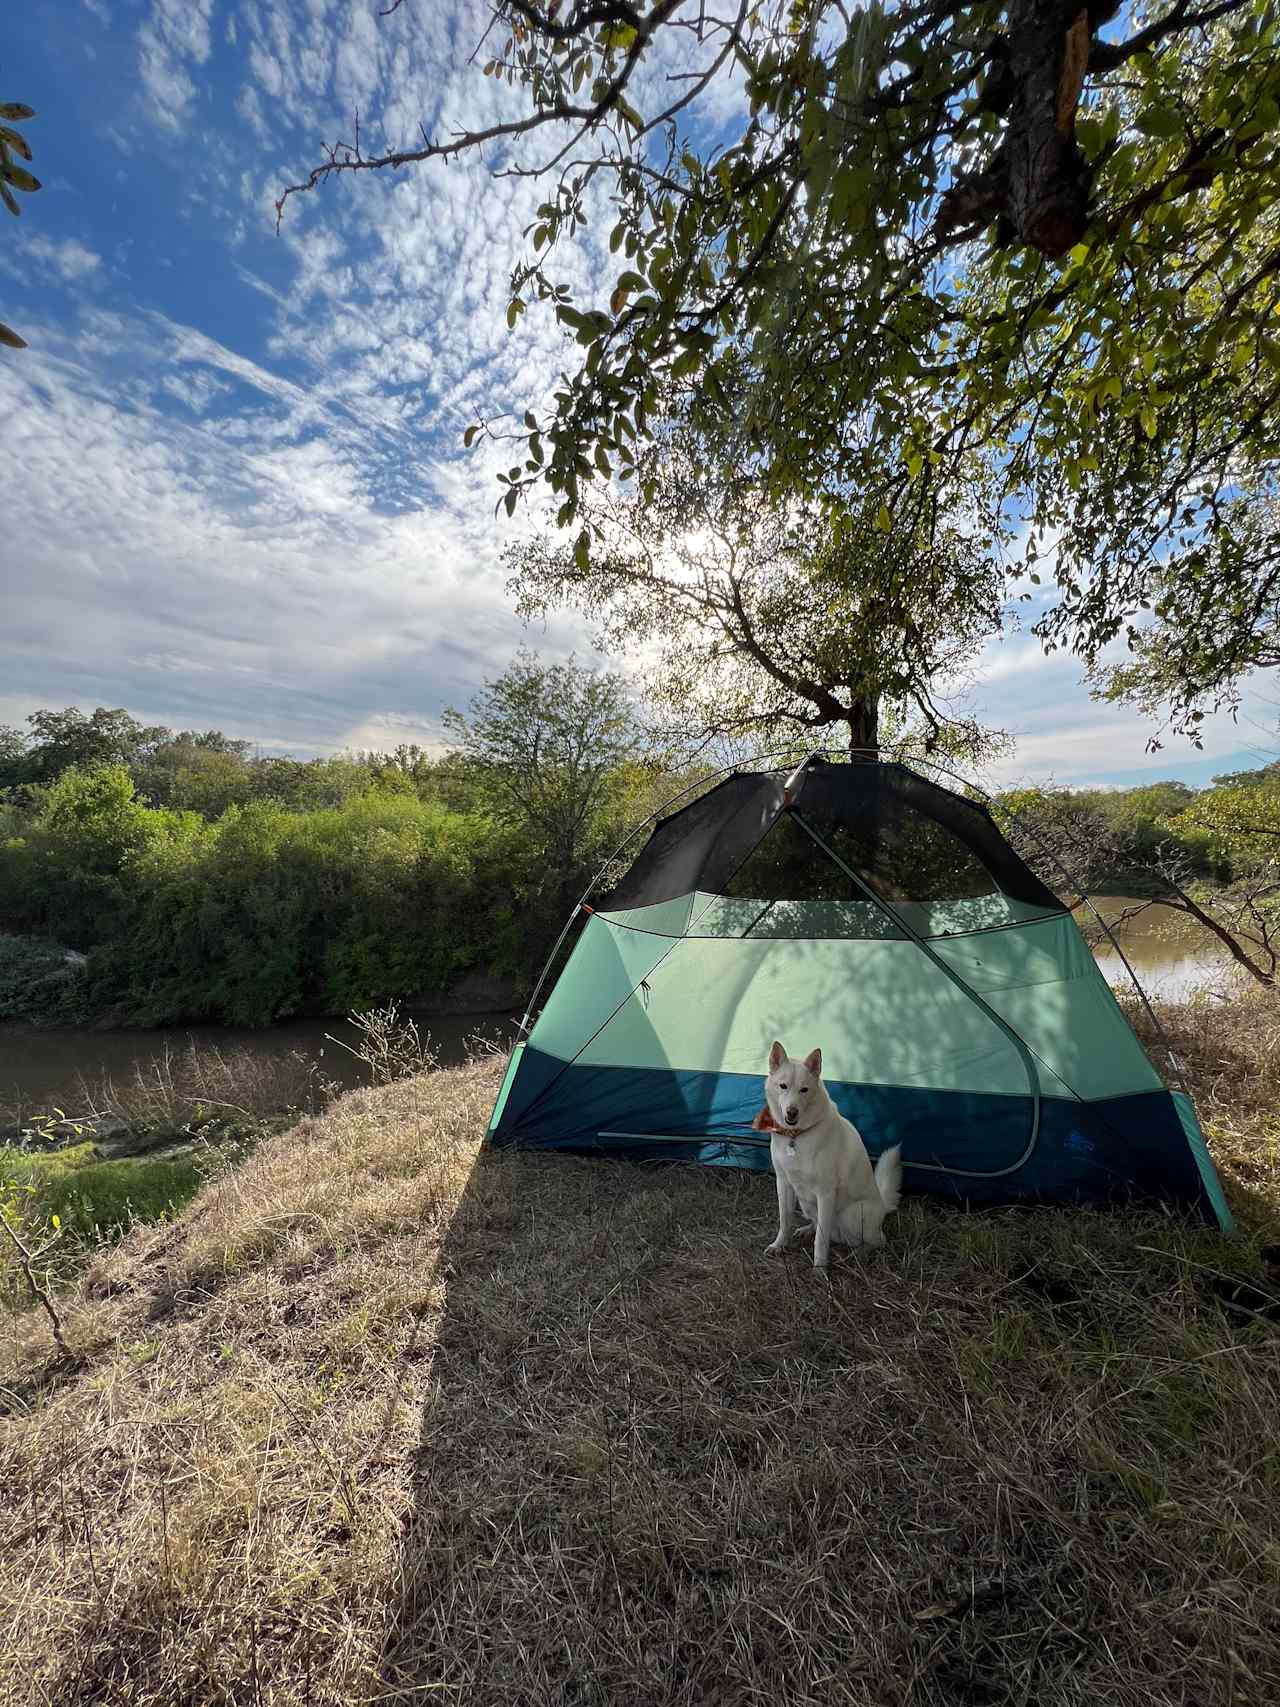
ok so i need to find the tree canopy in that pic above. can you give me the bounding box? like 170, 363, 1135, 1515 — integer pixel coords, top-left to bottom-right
280, 0, 1280, 734
441, 652, 643, 902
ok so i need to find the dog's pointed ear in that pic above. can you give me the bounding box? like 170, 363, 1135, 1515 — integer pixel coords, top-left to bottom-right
768, 1040, 786, 1072
804, 1047, 822, 1075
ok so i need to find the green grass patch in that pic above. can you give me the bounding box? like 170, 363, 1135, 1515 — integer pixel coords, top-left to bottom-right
1, 1141, 204, 1306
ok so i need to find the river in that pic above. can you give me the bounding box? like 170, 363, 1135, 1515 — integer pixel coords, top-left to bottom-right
1080, 893, 1243, 1002
0, 896, 1243, 1120
0, 1008, 523, 1125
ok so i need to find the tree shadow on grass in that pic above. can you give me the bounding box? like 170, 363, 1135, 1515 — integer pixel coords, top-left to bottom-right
375, 1139, 1280, 1707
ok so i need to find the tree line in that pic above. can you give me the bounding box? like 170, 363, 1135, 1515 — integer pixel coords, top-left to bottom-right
0, 664, 668, 1026
2, 676, 1277, 1026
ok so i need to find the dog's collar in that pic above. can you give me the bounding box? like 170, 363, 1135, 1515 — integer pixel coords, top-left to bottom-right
753, 1106, 820, 1141
775, 1115, 821, 1140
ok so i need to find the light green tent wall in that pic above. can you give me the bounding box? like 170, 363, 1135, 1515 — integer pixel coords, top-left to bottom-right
528, 895, 1164, 1108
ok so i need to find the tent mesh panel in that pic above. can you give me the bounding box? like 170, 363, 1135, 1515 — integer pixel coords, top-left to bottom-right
600, 760, 1062, 915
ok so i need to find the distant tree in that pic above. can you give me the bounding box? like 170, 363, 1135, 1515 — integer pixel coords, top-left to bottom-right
243, 755, 379, 812
0, 722, 26, 786
22, 707, 171, 784
0, 96, 39, 352
132, 739, 255, 820
1175, 773, 1280, 871
508, 420, 1007, 761
170, 729, 254, 757
1212, 759, 1280, 790
441, 652, 641, 910
1000, 782, 1277, 988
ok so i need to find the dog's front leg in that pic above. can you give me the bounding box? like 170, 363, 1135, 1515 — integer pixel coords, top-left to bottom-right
813, 1188, 836, 1269
765, 1171, 797, 1256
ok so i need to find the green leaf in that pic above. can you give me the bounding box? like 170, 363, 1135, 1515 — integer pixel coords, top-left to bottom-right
574, 528, 590, 570
463, 424, 480, 448
0, 125, 32, 161
875, 505, 891, 532
523, 410, 537, 430
506, 298, 524, 330
0, 182, 18, 216
594, 443, 611, 477
0, 105, 36, 122
1136, 106, 1183, 141
905, 452, 923, 479
0, 164, 39, 193
50, 1213, 60, 1230
0, 322, 27, 348
1140, 406, 1158, 439
504, 486, 518, 518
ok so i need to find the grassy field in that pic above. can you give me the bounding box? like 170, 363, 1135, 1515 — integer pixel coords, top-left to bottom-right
2, 995, 1279, 1707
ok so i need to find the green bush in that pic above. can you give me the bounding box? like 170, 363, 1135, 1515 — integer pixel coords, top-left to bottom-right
0, 773, 564, 1026
0, 933, 92, 1024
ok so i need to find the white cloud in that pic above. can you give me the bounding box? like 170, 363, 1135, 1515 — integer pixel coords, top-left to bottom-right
137, 0, 215, 131
0, 233, 103, 287
236, 83, 273, 145
972, 640, 1055, 686
0, 313, 589, 753
161, 367, 232, 413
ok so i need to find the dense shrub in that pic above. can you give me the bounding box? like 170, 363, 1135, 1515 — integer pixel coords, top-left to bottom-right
0, 935, 92, 1025
0, 769, 563, 1025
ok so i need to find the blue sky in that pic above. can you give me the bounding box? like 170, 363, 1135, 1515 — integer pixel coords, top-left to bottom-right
1, 1, 1275, 792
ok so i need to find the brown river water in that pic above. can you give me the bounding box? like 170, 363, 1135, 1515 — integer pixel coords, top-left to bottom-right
0, 897, 1242, 1118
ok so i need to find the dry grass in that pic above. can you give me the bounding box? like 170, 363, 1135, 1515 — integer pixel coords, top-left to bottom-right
0, 1041, 335, 1140
2, 1001, 1280, 1707
1126, 985, 1280, 1226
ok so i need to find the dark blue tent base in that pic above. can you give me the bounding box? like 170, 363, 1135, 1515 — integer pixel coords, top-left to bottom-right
490, 1047, 1232, 1227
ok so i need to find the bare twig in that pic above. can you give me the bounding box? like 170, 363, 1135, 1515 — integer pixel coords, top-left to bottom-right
0, 1209, 68, 1356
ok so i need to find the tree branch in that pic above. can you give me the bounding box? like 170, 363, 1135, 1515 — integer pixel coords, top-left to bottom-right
1089, 0, 1255, 72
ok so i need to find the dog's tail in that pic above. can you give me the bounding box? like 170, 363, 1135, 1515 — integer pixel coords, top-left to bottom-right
875, 1144, 903, 1215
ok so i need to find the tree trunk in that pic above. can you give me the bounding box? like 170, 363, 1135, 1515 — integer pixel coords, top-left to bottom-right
1003, 0, 1092, 257
846, 698, 879, 760
935, 0, 1092, 259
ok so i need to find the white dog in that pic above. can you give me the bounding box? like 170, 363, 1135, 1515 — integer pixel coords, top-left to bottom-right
757, 1040, 902, 1268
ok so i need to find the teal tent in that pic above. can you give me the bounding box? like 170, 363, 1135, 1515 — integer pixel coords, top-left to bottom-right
488, 758, 1232, 1229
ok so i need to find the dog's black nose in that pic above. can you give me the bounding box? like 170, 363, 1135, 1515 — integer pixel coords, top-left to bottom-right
786, 1106, 799, 1124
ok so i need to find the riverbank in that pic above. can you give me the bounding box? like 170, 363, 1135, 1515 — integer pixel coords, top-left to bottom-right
0, 893, 1246, 1126
3, 986, 1278, 1706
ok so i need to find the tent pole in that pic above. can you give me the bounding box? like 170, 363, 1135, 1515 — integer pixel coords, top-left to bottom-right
846, 746, 1192, 1101
789, 811, 1044, 1180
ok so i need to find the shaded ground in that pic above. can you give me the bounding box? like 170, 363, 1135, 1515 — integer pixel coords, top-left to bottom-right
3, 995, 1279, 1706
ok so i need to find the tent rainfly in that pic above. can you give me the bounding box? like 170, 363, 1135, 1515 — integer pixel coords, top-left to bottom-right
487, 758, 1233, 1230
